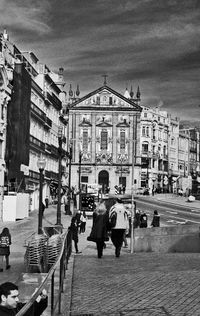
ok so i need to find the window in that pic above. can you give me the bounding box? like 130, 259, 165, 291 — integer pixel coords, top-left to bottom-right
109, 97, 112, 105
144, 112, 147, 118
100, 129, 108, 150
120, 130, 125, 150
142, 143, 148, 153
83, 130, 88, 151
142, 126, 145, 136
81, 176, 88, 183
153, 129, 156, 140
146, 127, 149, 137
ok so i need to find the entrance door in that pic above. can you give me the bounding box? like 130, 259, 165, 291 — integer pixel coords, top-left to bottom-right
98, 170, 109, 194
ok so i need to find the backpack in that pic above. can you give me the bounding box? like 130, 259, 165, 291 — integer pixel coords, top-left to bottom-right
0, 236, 10, 247
108, 211, 117, 229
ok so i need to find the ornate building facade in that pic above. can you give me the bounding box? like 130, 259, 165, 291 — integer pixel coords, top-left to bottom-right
67, 83, 142, 195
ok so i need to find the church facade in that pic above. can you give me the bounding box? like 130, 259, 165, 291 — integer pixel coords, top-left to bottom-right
67, 84, 142, 195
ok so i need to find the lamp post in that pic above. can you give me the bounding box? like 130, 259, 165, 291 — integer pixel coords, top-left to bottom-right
56, 126, 63, 229
67, 145, 72, 215
37, 156, 46, 234
78, 151, 82, 211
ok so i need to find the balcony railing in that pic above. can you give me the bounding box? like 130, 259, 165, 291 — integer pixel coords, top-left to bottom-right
30, 135, 45, 151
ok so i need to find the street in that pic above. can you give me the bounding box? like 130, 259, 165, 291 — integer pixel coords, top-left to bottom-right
136, 196, 200, 226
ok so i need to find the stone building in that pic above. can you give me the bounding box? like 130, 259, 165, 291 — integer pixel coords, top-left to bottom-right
67, 82, 142, 195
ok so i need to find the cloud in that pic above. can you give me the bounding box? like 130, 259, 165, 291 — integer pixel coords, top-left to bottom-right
0, 0, 51, 36
2, 0, 200, 121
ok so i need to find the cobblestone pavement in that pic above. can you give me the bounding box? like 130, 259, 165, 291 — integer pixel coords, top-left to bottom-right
68, 244, 200, 316
66, 194, 200, 316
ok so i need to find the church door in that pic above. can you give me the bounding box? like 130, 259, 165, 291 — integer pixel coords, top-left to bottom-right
98, 170, 109, 194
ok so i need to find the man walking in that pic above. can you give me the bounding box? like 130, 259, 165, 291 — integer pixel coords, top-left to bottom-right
109, 198, 129, 257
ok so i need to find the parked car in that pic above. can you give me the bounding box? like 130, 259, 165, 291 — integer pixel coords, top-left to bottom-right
136, 187, 145, 195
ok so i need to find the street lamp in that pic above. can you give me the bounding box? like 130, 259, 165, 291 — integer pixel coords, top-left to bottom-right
67, 145, 72, 215
56, 126, 63, 229
37, 156, 46, 234
78, 151, 82, 210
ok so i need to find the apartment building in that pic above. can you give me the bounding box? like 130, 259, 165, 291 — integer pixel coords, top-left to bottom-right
0, 30, 68, 213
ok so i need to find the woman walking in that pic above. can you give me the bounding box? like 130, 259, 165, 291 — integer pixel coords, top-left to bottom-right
69, 211, 82, 254
0, 227, 11, 272
87, 201, 109, 258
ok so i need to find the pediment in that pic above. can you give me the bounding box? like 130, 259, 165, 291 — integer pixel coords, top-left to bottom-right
79, 117, 92, 127
96, 121, 113, 127
71, 85, 142, 112
116, 119, 130, 127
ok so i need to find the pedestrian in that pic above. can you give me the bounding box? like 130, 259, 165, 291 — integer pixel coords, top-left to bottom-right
0, 281, 48, 316
140, 211, 148, 228
151, 210, 160, 227
80, 210, 87, 233
45, 196, 49, 208
109, 198, 129, 258
41, 202, 45, 217
123, 231, 128, 248
62, 193, 69, 215
0, 228, 11, 272
69, 211, 82, 254
122, 186, 126, 195
134, 209, 141, 228
87, 201, 109, 258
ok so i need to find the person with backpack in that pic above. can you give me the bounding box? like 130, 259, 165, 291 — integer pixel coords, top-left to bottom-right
109, 198, 129, 258
0, 228, 11, 272
140, 211, 148, 228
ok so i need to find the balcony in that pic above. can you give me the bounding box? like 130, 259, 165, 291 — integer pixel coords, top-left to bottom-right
44, 116, 52, 129
45, 170, 51, 179
30, 135, 45, 152
51, 145, 59, 157
31, 103, 46, 123
45, 143, 51, 153
44, 91, 52, 106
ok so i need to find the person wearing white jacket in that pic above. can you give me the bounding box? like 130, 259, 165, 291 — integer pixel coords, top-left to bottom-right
109, 198, 129, 257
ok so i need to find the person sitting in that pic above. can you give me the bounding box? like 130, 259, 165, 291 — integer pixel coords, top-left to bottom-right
0, 281, 48, 316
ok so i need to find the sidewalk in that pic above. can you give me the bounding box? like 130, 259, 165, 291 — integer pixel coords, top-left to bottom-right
0, 205, 71, 284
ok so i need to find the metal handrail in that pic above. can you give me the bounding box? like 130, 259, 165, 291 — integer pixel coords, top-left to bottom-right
16, 228, 72, 316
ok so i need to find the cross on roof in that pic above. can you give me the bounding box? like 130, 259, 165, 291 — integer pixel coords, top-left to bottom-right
102, 74, 108, 85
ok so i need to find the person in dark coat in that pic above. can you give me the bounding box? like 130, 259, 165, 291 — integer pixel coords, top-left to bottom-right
0, 228, 11, 272
140, 211, 148, 228
0, 282, 48, 316
151, 210, 160, 227
69, 211, 82, 254
45, 197, 49, 208
87, 201, 109, 258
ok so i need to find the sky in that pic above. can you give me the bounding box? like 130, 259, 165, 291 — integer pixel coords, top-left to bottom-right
1, 0, 200, 122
